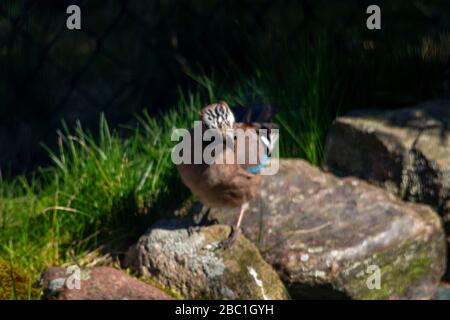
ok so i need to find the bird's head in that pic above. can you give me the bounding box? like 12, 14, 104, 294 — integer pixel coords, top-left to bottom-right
200, 101, 235, 135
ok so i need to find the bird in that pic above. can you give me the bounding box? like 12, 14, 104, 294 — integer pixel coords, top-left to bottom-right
176, 101, 278, 248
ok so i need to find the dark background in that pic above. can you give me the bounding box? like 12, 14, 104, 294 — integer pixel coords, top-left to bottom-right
0, 0, 449, 174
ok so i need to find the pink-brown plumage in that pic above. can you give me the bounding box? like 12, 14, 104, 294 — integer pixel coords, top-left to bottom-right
176, 101, 276, 247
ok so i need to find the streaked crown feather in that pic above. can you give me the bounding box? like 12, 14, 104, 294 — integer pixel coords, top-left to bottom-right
200, 101, 235, 130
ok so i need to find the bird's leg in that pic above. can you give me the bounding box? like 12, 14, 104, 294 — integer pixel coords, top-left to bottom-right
219, 203, 248, 249
199, 208, 220, 228
198, 207, 215, 226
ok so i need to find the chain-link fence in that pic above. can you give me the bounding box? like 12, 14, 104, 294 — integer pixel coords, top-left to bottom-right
0, 0, 448, 173
0, 0, 299, 173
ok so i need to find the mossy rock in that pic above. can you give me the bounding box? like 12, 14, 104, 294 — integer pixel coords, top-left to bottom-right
0, 258, 36, 300
125, 219, 290, 300
210, 159, 446, 299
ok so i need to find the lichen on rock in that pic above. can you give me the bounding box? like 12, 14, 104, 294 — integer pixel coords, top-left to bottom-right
125, 219, 289, 300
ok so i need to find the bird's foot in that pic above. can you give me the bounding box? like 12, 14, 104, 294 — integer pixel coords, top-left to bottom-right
218, 227, 241, 249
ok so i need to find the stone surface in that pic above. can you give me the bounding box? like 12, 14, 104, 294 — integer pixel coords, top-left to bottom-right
436, 283, 450, 300
125, 220, 290, 300
209, 159, 446, 299
324, 100, 450, 216
40, 266, 173, 300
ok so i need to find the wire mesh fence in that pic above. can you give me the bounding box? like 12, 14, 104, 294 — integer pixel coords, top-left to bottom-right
0, 0, 294, 172
0, 0, 448, 173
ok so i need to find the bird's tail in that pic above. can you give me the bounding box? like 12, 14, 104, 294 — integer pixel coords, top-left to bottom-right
241, 104, 276, 124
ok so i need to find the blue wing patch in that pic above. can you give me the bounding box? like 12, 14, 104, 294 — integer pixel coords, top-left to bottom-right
245, 153, 270, 174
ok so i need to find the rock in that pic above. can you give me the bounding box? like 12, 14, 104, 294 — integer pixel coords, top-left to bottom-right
209, 159, 446, 299
436, 283, 450, 300
324, 100, 450, 215
445, 237, 450, 280
40, 266, 173, 300
125, 220, 290, 300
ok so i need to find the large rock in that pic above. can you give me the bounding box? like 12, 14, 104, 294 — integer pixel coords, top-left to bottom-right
436, 283, 450, 300
125, 220, 289, 300
40, 266, 173, 300
324, 100, 450, 216
209, 159, 446, 299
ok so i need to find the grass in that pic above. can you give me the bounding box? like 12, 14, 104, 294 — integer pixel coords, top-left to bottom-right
0, 258, 37, 300
0, 31, 448, 299
0, 94, 202, 298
